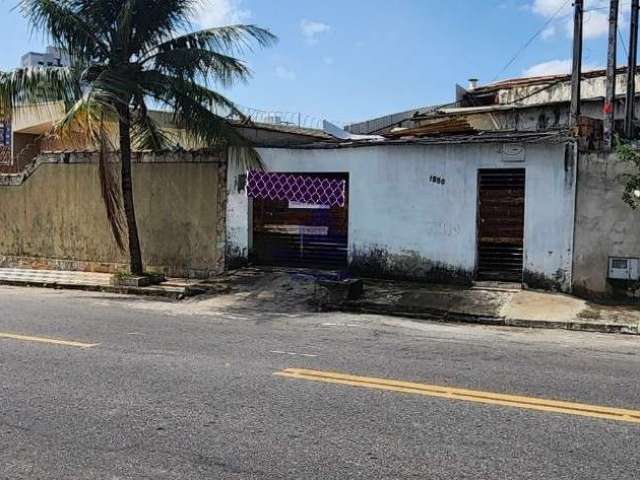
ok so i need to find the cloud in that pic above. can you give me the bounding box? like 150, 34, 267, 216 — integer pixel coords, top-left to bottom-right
523, 58, 601, 76
300, 19, 331, 45
541, 24, 556, 40
530, 0, 617, 40
580, 9, 610, 39
523, 59, 572, 76
193, 0, 251, 28
323, 56, 334, 65
531, 0, 573, 17
275, 66, 297, 80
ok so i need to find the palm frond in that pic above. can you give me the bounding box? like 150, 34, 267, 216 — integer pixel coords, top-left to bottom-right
18, 0, 109, 60
228, 145, 264, 173
48, 95, 126, 251
53, 93, 117, 146
141, 24, 277, 59
0, 67, 77, 119
130, 97, 172, 150
145, 48, 251, 86
169, 89, 262, 168
138, 71, 261, 166
128, 0, 196, 51
85, 64, 146, 110
139, 71, 246, 119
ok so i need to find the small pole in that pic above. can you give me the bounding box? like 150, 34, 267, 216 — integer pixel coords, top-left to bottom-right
570, 0, 584, 129
625, 0, 640, 138
604, 0, 619, 150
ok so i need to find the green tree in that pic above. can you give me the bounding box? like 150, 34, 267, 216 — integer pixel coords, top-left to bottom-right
616, 141, 640, 209
0, 0, 275, 274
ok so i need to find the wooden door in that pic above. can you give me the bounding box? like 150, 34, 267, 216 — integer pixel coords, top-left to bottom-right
477, 169, 525, 282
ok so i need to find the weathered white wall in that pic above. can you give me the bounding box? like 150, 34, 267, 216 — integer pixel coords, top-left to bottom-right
225, 170, 251, 268
466, 100, 636, 133
227, 142, 576, 289
573, 152, 640, 296
496, 73, 640, 106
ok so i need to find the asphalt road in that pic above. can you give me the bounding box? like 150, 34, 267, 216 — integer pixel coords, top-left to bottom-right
1, 285, 639, 479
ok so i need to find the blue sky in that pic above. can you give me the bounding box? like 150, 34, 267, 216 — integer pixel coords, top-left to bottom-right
0, 0, 632, 125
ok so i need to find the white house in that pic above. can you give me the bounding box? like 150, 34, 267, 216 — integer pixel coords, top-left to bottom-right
226, 131, 577, 291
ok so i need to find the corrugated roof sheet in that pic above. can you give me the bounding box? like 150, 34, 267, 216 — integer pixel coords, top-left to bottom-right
267, 130, 573, 150
233, 121, 336, 141
385, 117, 476, 138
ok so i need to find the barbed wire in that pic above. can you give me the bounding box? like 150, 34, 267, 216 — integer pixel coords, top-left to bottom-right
233, 105, 352, 130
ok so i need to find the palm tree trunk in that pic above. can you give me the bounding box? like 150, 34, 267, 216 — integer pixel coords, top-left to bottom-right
118, 104, 144, 275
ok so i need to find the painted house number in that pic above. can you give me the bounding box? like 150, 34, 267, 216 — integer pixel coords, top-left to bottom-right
429, 175, 446, 185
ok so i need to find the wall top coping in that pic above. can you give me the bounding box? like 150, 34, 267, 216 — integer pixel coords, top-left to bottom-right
0, 150, 226, 187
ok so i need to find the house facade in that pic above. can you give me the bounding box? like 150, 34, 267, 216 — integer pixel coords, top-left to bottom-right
227, 133, 577, 291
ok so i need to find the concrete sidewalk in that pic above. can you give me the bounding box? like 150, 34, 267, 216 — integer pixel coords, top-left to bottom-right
0, 268, 203, 299
2, 265, 639, 335
338, 279, 640, 335
193, 268, 640, 336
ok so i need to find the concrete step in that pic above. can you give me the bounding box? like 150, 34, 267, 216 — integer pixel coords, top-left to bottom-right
471, 281, 522, 293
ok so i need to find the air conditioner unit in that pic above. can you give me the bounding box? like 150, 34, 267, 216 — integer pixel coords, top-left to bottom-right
608, 257, 640, 280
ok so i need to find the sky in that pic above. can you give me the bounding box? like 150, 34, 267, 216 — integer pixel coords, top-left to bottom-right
0, 0, 634, 126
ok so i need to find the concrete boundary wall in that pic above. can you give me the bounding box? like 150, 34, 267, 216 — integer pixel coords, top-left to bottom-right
0, 151, 226, 278
573, 152, 640, 297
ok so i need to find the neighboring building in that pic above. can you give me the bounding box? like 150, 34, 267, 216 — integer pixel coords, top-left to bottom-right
2, 102, 338, 173
20, 46, 70, 68
346, 68, 640, 138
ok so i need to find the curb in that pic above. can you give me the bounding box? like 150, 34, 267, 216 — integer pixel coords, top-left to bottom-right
0, 279, 201, 300
337, 302, 640, 336
504, 317, 640, 335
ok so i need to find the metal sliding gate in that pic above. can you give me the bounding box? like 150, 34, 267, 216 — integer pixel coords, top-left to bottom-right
251, 172, 348, 269
476, 168, 525, 282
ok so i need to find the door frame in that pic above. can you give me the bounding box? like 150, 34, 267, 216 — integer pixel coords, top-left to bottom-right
475, 167, 526, 283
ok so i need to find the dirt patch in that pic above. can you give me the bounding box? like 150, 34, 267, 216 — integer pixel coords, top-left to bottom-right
577, 308, 602, 320
111, 268, 326, 319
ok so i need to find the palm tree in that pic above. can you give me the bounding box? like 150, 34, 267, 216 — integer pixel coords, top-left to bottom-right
0, 0, 275, 275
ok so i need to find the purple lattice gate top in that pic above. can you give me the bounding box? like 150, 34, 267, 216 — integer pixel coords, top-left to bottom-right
246, 171, 346, 208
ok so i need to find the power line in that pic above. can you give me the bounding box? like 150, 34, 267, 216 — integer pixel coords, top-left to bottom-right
582, 3, 629, 58
492, 0, 572, 81
619, 25, 629, 57
583, 2, 631, 13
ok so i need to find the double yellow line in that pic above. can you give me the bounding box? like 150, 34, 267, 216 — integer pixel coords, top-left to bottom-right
275, 368, 640, 424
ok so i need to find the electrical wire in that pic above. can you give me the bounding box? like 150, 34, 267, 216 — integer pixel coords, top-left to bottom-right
492, 0, 572, 81
619, 26, 629, 57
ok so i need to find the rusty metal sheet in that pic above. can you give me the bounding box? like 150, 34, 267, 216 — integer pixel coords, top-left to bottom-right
477, 168, 525, 282
252, 172, 349, 269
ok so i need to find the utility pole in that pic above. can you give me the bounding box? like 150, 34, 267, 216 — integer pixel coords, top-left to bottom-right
570, 0, 584, 129
625, 0, 640, 138
604, 0, 619, 150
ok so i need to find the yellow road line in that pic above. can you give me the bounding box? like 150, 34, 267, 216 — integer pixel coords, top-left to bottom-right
0, 332, 99, 348
274, 368, 640, 424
